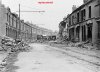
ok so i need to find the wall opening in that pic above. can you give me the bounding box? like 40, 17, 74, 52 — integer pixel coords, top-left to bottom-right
76, 26, 80, 41
97, 21, 100, 39
69, 28, 74, 41
82, 25, 86, 41
89, 6, 91, 18
87, 24, 92, 41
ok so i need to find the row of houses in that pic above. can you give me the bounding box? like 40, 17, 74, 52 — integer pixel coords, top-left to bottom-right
59, 0, 100, 44
0, 1, 53, 42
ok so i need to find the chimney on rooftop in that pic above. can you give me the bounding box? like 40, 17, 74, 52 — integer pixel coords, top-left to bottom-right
72, 5, 77, 12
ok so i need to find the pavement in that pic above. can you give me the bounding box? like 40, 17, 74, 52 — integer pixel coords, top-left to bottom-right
49, 43, 100, 58
14, 43, 100, 72
0, 51, 8, 63
0, 51, 8, 72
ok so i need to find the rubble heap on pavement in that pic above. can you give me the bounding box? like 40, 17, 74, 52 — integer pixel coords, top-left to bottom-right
53, 39, 99, 50
0, 36, 30, 72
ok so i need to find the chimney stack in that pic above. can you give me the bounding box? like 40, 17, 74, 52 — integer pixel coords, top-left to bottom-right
72, 5, 77, 12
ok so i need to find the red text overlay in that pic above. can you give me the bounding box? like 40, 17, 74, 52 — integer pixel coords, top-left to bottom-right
38, 1, 53, 4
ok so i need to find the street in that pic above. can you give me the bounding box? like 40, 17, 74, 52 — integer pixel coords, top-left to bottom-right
1, 0, 100, 72
14, 43, 100, 72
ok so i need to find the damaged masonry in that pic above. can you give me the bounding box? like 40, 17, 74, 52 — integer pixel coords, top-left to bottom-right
59, 0, 100, 49
0, 0, 100, 72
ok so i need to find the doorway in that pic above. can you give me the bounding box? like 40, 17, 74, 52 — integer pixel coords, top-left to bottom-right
87, 24, 92, 41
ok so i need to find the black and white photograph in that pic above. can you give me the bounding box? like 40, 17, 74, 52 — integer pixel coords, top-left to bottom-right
0, 0, 100, 72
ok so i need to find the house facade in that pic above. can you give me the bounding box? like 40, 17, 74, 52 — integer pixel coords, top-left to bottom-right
65, 0, 100, 44
0, 3, 33, 41
0, 2, 55, 42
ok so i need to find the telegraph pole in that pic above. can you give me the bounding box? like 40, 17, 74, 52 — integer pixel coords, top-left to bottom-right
19, 4, 20, 21
17, 4, 45, 41
19, 4, 21, 40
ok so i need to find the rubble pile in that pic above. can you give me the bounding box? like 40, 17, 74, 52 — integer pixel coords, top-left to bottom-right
53, 39, 99, 50
0, 37, 30, 72
66, 41, 99, 50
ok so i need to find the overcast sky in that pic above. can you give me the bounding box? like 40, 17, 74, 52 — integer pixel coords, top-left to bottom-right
2, 0, 83, 31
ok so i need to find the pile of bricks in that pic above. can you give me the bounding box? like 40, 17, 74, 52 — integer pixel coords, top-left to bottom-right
0, 37, 29, 72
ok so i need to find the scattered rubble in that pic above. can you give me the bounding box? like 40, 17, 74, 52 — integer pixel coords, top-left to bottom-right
50, 39, 100, 51
0, 37, 30, 72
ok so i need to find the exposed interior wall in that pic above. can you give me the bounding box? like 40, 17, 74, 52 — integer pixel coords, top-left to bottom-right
58, 21, 66, 40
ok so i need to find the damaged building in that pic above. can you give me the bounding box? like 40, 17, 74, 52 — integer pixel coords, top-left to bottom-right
63, 0, 100, 44
58, 19, 66, 41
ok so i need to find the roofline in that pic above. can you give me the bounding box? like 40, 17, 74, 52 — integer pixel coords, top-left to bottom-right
66, 0, 95, 18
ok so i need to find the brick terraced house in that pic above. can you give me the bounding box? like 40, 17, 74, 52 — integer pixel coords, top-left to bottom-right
0, 1, 53, 42
62, 0, 100, 44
